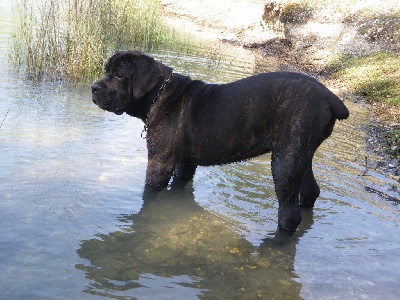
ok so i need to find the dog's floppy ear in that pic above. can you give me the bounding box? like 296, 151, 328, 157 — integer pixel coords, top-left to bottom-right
132, 54, 164, 100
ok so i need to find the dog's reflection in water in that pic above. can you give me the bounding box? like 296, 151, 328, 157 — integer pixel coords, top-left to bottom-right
76, 183, 313, 299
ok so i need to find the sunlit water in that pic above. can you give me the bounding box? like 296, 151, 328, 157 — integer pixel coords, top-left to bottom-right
1, 2, 399, 299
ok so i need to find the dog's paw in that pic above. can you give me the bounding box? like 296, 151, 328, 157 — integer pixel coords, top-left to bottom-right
278, 205, 302, 231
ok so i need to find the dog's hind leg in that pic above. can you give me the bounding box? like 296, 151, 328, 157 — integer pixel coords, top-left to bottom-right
271, 146, 311, 231
299, 162, 320, 208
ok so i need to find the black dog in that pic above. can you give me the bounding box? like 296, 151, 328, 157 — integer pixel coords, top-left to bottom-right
91, 50, 349, 230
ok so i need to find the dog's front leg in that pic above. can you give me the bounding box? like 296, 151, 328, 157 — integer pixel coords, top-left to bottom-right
144, 155, 176, 192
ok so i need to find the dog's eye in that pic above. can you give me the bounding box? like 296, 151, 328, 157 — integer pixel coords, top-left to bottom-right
119, 60, 131, 67
114, 73, 123, 80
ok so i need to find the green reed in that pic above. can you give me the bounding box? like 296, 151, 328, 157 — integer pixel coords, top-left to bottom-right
12, 0, 172, 83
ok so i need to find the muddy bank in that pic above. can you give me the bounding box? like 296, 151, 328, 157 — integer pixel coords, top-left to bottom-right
161, 0, 400, 175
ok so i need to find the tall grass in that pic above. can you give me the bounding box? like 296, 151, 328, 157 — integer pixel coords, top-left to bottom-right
12, 0, 172, 83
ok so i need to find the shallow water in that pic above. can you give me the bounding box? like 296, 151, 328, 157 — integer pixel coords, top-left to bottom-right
1, 2, 399, 299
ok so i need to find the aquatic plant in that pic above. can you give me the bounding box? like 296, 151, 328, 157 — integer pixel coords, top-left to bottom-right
12, 0, 172, 83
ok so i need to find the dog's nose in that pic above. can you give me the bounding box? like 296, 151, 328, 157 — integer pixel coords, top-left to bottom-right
91, 83, 102, 94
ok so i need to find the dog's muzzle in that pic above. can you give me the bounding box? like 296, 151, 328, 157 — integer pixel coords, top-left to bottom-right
91, 83, 102, 105
91, 83, 124, 115
91, 83, 102, 94
91, 82, 107, 106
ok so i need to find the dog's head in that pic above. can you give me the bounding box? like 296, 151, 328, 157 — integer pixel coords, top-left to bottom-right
91, 51, 170, 116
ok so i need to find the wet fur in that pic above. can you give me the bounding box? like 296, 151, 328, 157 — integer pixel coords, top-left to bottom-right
92, 50, 349, 231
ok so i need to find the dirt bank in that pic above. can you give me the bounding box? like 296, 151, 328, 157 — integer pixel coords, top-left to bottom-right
161, 0, 399, 51
161, 0, 400, 175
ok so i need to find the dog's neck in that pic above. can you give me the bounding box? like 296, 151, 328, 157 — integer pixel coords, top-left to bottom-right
140, 72, 174, 138
126, 66, 173, 121
125, 69, 198, 138
148, 72, 173, 114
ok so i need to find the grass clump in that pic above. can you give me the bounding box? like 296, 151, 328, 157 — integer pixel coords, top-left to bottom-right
12, 0, 173, 83
327, 51, 400, 159
279, 2, 313, 25
327, 51, 400, 108
383, 128, 400, 157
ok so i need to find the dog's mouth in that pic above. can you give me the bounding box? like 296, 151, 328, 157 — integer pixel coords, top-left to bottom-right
114, 109, 124, 115
92, 98, 125, 115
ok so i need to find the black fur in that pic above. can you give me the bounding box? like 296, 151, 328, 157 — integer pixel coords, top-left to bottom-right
92, 50, 349, 231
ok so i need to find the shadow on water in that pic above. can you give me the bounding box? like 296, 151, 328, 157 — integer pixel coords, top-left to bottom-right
76, 182, 313, 299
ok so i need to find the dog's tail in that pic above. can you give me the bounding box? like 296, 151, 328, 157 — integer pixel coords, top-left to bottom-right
328, 93, 349, 120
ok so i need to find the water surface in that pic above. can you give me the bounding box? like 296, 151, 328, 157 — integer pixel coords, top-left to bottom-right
1, 1, 399, 299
